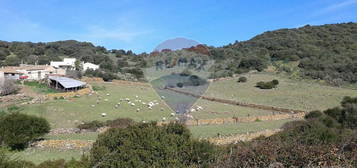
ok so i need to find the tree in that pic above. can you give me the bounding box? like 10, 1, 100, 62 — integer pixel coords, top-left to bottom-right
0, 113, 50, 150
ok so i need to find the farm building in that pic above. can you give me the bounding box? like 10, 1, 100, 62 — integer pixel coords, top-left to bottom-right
48, 76, 87, 91
50, 58, 76, 70
83, 62, 99, 71
0, 65, 61, 80
51, 58, 99, 71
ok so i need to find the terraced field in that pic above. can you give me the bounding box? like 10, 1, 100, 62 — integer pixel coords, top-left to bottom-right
205, 72, 357, 112
20, 82, 173, 128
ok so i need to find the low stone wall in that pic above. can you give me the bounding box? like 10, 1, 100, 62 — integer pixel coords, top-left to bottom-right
158, 112, 304, 126
112, 80, 151, 87
47, 88, 92, 99
81, 77, 104, 83
32, 140, 94, 150
165, 87, 306, 114
206, 129, 282, 145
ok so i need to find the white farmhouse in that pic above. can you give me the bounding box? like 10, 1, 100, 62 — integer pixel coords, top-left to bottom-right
0, 65, 60, 80
50, 58, 77, 70
83, 62, 99, 71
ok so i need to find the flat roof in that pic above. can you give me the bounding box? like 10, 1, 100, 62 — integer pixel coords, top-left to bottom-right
49, 76, 86, 89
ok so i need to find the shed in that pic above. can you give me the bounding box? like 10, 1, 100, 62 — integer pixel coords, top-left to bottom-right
48, 76, 86, 91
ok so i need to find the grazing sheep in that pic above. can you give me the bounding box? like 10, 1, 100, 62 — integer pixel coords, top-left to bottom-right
190, 108, 196, 112
170, 113, 175, 116
115, 105, 119, 108
91, 105, 95, 107
106, 93, 110, 96
101, 113, 107, 117
136, 108, 140, 112
161, 96, 165, 99
104, 99, 108, 102
142, 102, 146, 105
162, 117, 166, 121
135, 95, 139, 98
131, 103, 135, 106
175, 117, 179, 121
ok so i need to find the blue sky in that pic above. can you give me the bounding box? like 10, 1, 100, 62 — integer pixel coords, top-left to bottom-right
0, 0, 356, 53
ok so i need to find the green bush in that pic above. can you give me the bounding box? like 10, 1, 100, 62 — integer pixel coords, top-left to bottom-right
77, 120, 105, 131
176, 82, 184, 88
256, 80, 279, 89
105, 118, 134, 128
237, 76, 247, 83
90, 123, 217, 167
0, 113, 50, 150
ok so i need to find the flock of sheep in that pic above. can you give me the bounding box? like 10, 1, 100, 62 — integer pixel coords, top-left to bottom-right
90, 93, 179, 122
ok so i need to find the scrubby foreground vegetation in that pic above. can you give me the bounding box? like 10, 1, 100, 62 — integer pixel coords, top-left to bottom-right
1, 97, 357, 167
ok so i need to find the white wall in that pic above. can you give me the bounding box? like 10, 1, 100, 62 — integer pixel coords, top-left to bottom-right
83, 63, 99, 71
0, 71, 4, 87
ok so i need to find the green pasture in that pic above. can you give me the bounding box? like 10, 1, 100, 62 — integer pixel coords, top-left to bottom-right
205, 72, 357, 112
20, 82, 173, 128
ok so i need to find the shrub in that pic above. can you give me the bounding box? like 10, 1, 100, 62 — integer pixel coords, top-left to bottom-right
272, 79, 279, 85
305, 111, 323, 119
90, 123, 217, 167
176, 82, 184, 88
256, 80, 279, 89
105, 118, 134, 128
237, 76, 247, 83
77, 120, 104, 131
0, 113, 50, 150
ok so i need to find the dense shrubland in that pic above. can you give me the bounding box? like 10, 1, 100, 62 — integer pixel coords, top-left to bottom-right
209, 22, 357, 84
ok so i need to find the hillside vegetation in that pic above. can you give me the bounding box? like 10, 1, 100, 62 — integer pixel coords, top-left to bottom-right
1, 23, 356, 84
210, 22, 357, 84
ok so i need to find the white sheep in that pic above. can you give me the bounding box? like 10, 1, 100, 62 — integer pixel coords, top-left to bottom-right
136, 108, 140, 112
91, 105, 95, 107
101, 113, 107, 117
190, 108, 196, 112
104, 99, 108, 102
106, 93, 110, 96
131, 103, 135, 106
162, 117, 166, 121
170, 113, 175, 116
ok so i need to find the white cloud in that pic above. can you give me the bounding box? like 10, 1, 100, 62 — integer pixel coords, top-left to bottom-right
314, 0, 357, 16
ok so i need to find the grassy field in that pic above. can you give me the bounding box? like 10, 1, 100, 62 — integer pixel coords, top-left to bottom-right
20, 82, 173, 128
192, 99, 275, 119
205, 72, 357, 112
189, 119, 297, 138
12, 148, 88, 165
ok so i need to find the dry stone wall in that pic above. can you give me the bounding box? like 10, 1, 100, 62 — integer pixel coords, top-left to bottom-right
205, 129, 282, 145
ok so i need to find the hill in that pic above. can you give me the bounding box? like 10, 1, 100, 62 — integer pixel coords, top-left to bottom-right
1, 23, 357, 84
209, 22, 357, 84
